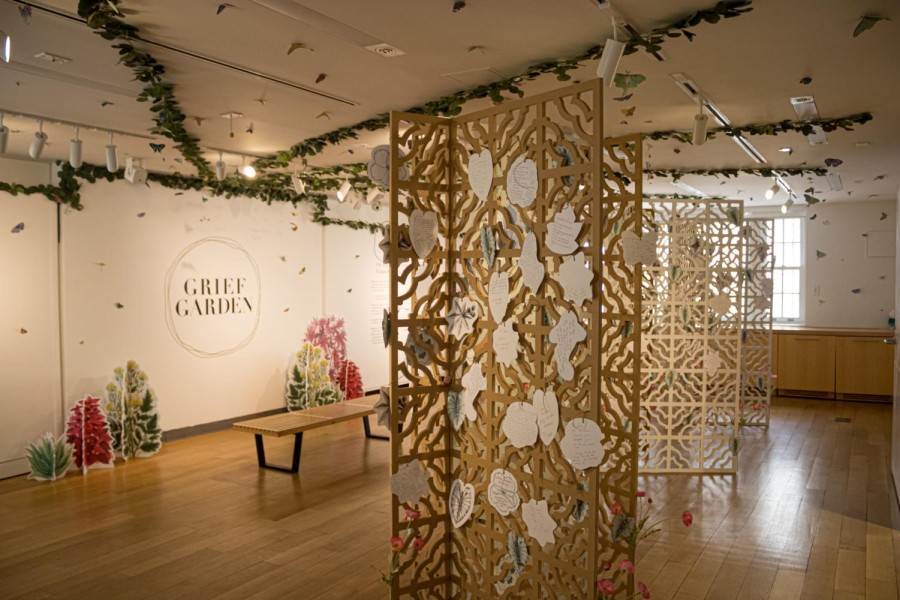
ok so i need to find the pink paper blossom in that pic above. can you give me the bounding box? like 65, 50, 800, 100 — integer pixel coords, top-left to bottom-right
390, 536, 404, 552
413, 536, 426, 551
610, 501, 623, 515
596, 578, 616, 595
682, 510, 693, 527
638, 581, 651, 599
405, 508, 421, 520
617, 559, 635, 574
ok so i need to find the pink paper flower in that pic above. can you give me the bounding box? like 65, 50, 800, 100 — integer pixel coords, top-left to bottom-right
390, 536, 405, 552
638, 581, 651, 599
596, 578, 616, 595
682, 510, 693, 527
610, 501, 623, 515
636, 491, 646, 498
617, 559, 635, 574
405, 508, 421, 520
413, 536, 426, 551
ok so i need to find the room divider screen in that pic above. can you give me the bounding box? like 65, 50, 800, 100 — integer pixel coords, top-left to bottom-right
740, 218, 774, 427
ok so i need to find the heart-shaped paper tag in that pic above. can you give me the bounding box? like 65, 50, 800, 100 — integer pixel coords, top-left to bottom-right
534, 389, 559, 445
409, 209, 438, 258
449, 478, 475, 528
468, 149, 494, 203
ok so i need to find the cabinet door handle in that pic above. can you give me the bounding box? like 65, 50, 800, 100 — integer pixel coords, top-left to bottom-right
795, 338, 820, 341
884, 338, 897, 345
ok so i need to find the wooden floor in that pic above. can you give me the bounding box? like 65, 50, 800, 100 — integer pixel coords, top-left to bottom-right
0, 397, 898, 599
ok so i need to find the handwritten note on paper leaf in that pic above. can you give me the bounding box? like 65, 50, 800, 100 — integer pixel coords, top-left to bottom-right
522, 499, 557, 547
506, 155, 538, 207
546, 206, 582, 255
621, 230, 658, 265
559, 252, 594, 306
548, 310, 587, 381
409, 209, 438, 258
560, 418, 604, 470
461, 362, 486, 421
502, 402, 539, 448
519, 232, 545, 293
534, 389, 560, 445
488, 468, 520, 516
493, 320, 519, 367
488, 272, 510, 321
449, 479, 475, 528
468, 149, 494, 203
391, 459, 431, 504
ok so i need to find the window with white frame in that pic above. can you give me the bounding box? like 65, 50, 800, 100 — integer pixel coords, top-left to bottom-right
772, 217, 803, 321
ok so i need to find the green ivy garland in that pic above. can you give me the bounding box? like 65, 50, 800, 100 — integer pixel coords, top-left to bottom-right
645, 113, 873, 144
647, 167, 828, 183
0, 181, 69, 206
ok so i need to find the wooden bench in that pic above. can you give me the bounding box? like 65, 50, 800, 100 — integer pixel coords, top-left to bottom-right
232, 395, 389, 474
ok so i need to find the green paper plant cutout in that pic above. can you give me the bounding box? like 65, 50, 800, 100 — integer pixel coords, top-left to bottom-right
103, 360, 163, 460
285, 343, 344, 411
25, 433, 74, 482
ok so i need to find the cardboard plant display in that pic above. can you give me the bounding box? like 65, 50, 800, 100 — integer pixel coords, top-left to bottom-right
66, 395, 115, 473
103, 360, 163, 460
285, 343, 344, 411
25, 433, 73, 482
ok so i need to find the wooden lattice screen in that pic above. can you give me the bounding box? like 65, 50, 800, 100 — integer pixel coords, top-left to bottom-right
387, 80, 641, 599
639, 200, 744, 474
740, 218, 774, 427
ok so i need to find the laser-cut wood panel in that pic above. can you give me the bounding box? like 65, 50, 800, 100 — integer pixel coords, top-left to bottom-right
388, 80, 641, 599
639, 200, 743, 474
740, 219, 774, 427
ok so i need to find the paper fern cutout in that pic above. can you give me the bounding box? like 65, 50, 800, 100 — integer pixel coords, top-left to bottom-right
25, 433, 73, 482
285, 343, 344, 410
103, 361, 163, 460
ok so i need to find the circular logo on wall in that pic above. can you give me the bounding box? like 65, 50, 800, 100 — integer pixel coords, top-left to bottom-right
164, 237, 261, 358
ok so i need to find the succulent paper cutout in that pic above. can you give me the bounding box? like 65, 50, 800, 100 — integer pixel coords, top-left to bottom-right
449, 479, 476, 528
25, 433, 73, 482
103, 361, 163, 460
506, 155, 538, 207
519, 232, 545, 293
468, 149, 494, 202
446, 297, 479, 339
367, 144, 410, 189
66, 396, 115, 473
522, 499, 557, 547
546, 205, 582, 255
559, 252, 594, 306
406, 328, 437, 366
461, 362, 486, 421
391, 459, 431, 504
379, 223, 413, 264
549, 310, 587, 381
285, 343, 344, 411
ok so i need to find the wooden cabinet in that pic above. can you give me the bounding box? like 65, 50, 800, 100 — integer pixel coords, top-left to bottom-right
777, 335, 835, 396
835, 336, 894, 397
775, 328, 894, 402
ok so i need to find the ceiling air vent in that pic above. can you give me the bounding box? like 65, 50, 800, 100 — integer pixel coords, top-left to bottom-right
791, 95, 827, 145
365, 43, 406, 57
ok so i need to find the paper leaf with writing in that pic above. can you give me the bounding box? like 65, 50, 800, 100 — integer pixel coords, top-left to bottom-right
405, 328, 437, 366
409, 209, 438, 258
488, 468, 520, 516
519, 232, 545, 293
378, 223, 412, 264
621, 230, 658, 265
447, 390, 465, 431
391, 459, 431, 504
559, 252, 593, 306
506, 155, 537, 207
522, 499, 557, 547
488, 271, 510, 321
367, 144, 410, 189
534, 389, 559, 445
493, 319, 519, 367
468, 149, 494, 202
548, 310, 587, 381
446, 296, 479, 339
703, 349, 725, 377
481, 225, 496, 268
560, 418, 604, 470
546, 205, 581, 255
502, 402, 538, 448
449, 479, 475, 528
708, 293, 732, 315
461, 362, 486, 421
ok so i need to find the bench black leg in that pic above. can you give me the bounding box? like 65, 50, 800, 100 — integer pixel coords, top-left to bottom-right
363, 415, 400, 441
254, 433, 303, 473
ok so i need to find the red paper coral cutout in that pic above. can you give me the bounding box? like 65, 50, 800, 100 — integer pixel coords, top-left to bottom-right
335, 359, 364, 400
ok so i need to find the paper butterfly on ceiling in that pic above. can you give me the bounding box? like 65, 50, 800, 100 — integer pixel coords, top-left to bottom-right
149, 143, 165, 153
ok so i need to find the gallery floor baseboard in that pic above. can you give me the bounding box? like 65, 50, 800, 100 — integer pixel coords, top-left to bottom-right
164, 408, 285, 442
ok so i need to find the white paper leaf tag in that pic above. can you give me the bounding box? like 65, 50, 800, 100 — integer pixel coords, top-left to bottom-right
461, 362, 486, 421
621, 230, 658, 265
367, 144, 410, 188
534, 389, 559, 445
449, 479, 475, 528
489, 271, 510, 321
506, 155, 538, 207
391, 459, 431, 504
446, 296, 479, 339
703, 349, 725, 377
502, 401, 539, 448
559, 252, 594, 306
493, 320, 519, 367
409, 209, 438, 258
521, 499, 557, 547
488, 468, 520, 516
560, 418, 604, 470
709, 293, 732, 315
546, 205, 582, 255
468, 149, 494, 203
519, 232, 545, 293
548, 310, 587, 381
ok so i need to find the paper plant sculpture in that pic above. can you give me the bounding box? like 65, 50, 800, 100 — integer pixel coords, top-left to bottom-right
66, 395, 115, 473
304, 315, 348, 383
334, 358, 364, 400
285, 342, 344, 411
25, 433, 73, 481
103, 361, 163, 460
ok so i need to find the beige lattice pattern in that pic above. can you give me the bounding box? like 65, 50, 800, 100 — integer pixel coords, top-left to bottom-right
639, 200, 744, 474
740, 219, 774, 427
388, 80, 641, 599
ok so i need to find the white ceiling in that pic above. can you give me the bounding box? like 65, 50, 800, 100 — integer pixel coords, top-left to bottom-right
0, 0, 898, 207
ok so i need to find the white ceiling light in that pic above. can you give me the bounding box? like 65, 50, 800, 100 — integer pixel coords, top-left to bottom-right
674, 181, 708, 197
780, 196, 794, 214
105, 132, 118, 172
778, 147, 793, 154
239, 156, 256, 178
1, 28, 10, 63
790, 96, 827, 145
29, 120, 47, 159
0, 113, 8, 153
596, 17, 624, 87
34, 52, 71, 64
69, 126, 82, 168
215, 152, 227, 182
692, 101, 708, 146
337, 180, 352, 202
765, 182, 780, 200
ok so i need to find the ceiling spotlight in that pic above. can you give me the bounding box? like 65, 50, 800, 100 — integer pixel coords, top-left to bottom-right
105, 132, 118, 172
347, 189, 363, 209
778, 147, 793, 154
292, 171, 306, 194
780, 196, 794, 214
29, 120, 47, 159
215, 152, 227, 182
692, 102, 708, 146
69, 126, 82, 168
1, 28, 10, 63
239, 156, 256, 178
0, 113, 8, 154
765, 182, 780, 201
596, 17, 625, 88
337, 180, 352, 202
